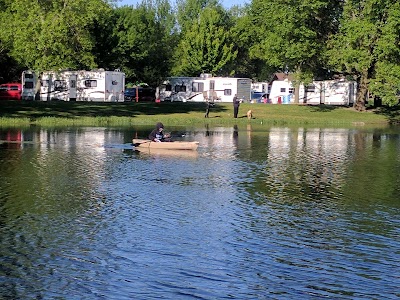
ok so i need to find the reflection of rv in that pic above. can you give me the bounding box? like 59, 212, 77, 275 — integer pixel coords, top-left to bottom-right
159, 73, 252, 102
39, 69, 125, 102
21, 70, 37, 100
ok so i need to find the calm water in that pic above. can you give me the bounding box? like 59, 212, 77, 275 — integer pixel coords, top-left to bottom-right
0, 125, 399, 299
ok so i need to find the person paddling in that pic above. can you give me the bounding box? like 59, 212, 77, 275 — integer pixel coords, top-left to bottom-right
148, 122, 171, 142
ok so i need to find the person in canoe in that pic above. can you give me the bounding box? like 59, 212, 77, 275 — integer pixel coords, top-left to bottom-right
148, 122, 171, 142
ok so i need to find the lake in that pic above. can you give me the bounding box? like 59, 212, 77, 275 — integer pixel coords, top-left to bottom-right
0, 125, 399, 299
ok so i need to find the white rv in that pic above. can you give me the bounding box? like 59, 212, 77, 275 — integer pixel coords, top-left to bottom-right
299, 80, 356, 106
159, 74, 252, 103
40, 70, 78, 101
21, 70, 38, 100
39, 69, 125, 102
269, 79, 294, 104
268, 78, 356, 105
77, 69, 125, 102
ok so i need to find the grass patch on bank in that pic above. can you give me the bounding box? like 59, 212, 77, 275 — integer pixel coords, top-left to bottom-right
0, 100, 398, 127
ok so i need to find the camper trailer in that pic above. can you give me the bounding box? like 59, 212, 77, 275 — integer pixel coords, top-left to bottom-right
21, 70, 37, 100
299, 80, 356, 106
39, 69, 125, 102
268, 75, 356, 105
40, 70, 78, 101
77, 69, 125, 102
159, 74, 252, 103
251, 82, 270, 102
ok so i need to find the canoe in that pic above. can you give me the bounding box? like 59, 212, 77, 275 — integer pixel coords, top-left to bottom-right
136, 148, 199, 158
132, 139, 199, 150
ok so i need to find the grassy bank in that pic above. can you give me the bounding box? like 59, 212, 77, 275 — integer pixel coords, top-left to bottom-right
0, 100, 398, 127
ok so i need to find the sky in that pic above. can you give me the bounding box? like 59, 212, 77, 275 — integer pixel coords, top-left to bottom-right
117, 0, 248, 8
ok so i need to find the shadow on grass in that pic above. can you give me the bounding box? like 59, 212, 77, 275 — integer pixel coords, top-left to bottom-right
308, 104, 341, 112
0, 101, 228, 119
373, 106, 400, 124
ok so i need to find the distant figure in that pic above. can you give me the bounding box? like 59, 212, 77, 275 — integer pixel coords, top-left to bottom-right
148, 122, 171, 142
233, 94, 240, 118
205, 99, 214, 118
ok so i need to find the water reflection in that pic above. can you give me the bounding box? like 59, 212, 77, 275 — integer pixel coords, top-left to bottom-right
0, 125, 399, 299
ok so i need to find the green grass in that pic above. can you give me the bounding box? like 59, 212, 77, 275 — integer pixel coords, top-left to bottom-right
0, 100, 398, 127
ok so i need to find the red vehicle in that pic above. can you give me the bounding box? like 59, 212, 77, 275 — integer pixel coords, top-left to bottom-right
0, 83, 22, 100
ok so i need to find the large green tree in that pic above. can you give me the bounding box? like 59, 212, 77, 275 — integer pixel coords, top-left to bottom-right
249, 0, 342, 102
113, 0, 176, 86
172, 6, 237, 76
0, 0, 112, 71
328, 1, 400, 110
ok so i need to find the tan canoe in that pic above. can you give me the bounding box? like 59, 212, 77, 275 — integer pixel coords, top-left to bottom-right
132, 139, 199, 150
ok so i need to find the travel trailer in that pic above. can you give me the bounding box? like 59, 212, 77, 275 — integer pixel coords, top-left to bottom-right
158, 74, 252, 103
21, 70, 37, 100
39, 69, 125, 102
40, 70, 78, 101
268, 73, 356, 105
251, 81, 270, 102
77, 69, 125, 102
299, 79, 356, 106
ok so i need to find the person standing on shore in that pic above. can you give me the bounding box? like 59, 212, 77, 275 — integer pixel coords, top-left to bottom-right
205, 99, 214, 118
233, 94, 240, 118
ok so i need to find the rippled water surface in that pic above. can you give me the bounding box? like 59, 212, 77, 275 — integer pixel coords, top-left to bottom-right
0, 125, 399, 299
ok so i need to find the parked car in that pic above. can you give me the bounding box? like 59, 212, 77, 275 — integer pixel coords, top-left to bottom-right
0, 83, 22, 100
124, 87, 155, 102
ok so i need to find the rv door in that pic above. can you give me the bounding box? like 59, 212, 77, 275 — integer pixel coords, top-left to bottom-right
69, 74, 77, 101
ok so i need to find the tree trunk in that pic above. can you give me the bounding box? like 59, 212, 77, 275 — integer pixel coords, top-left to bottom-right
354, 69, 368, 111
294, 83, 300, 104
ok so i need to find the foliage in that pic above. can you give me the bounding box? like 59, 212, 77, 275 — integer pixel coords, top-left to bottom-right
328, 1, 400, 110
172, 6, 237, 76
0, 0, 111, 72
113, 1, 176, 86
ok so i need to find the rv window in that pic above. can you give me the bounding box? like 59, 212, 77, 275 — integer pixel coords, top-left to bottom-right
175, 85, 186, 92
112, 80, 117, 85
224, 89, 232, 96
85, 80, 97, 88
280, 88, 286, 93
210, 81, 215, 90
24, 73, 34, 79
165, 84, 172, 92
306, 84, 315, 92
70, 80, 76, 88
192, 82, 204, 92
54, 80, 67, 91
24, 82, 34, 89
289, 88, 294, 94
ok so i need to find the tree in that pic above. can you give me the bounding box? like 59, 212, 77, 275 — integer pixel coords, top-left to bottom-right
226, 4, 271, 79
0, 0, 111, 71
172, 6, 237, 76
113, 0, 176, 87
249, 0, 342, 102
328, 1, 400, 110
